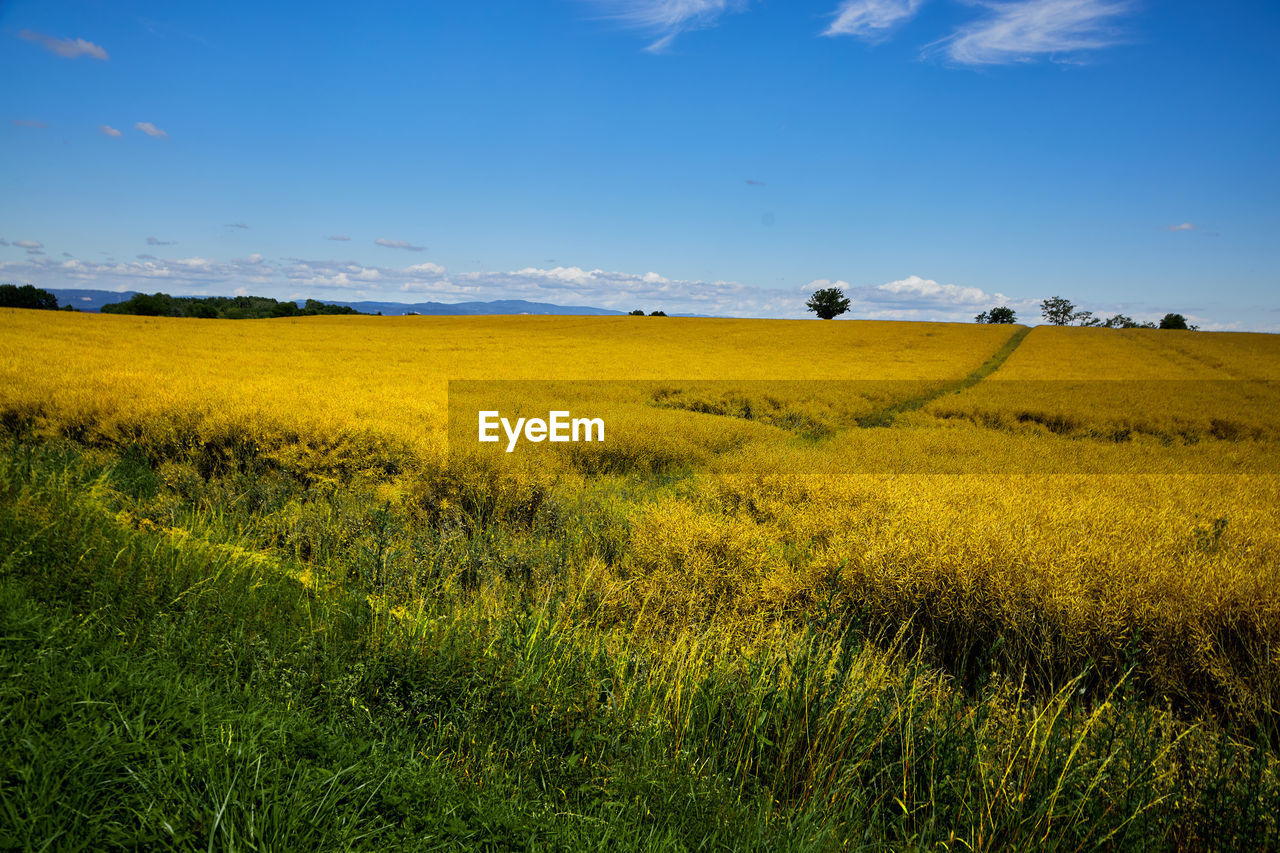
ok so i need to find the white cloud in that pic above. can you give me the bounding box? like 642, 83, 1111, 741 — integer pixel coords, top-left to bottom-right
100, 124, 122, 137
135, 121, 168, 138
18, 30, 108, 60
146, 237, 176, 246
13, 240, 43, 250
591, 0, 746, 52
233, 287, 250, 297
287, 259, 388, 289
937, 0, 1134, 65
512, 265, 603, 286
872, 274, 1001, 306
1165, 222, 1196, 232
0, 253, 278, 290
375, 238, 425, 251
824, 0, 924, 39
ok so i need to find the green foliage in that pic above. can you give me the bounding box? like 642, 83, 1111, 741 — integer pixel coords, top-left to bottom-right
805, 287, 850, 320
975, 306, 1017, 324
1040, 296, 1078, 325
2, 438, 1278, 850
100, 292, 364, 319
1160, 313, 1194, 330
629, 309, 645, 316
0, 283, 59, 311
649, 310, 667, 317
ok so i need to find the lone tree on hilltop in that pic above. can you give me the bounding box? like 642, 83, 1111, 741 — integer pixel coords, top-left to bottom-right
1159, 313, 1195, 330
629, 309, 645, 316
806, 287, 850, 320
1040, 296, 1077, 326
975, 306, 1017, 324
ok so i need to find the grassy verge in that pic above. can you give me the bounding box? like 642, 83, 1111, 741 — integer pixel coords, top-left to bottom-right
1, 440, 1277, 850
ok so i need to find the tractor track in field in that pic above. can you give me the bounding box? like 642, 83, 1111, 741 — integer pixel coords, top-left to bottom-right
855, 325, 1032, 428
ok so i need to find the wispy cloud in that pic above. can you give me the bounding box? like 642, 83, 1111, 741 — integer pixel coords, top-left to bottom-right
12, 120, 49, 128
0, 239, 8, 247
135, 121, 168, 138
327, 234, 351, 241
824, 0, 924, 39
13, 240, 44, 255
936, 0, 1134, 65
18, 30, 109, 60
225, 222, 249, 229
745, 179, 766, 186
375, 238, 425, 251
591, 0, 746, 52
100, 124, 122, 137
1164, 222, 1196, 232
146, 237, 176, 246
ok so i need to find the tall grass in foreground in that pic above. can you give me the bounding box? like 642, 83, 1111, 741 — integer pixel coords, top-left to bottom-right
3, 440, 1278, 850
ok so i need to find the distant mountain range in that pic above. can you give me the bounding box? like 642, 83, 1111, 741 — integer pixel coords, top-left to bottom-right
47, 289, 634, 317
337, 298, 628, 317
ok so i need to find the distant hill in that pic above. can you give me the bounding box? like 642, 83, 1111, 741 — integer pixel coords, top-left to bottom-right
337, 298, 627, 317
47, 289, 630, 317
51, 289, 141, 311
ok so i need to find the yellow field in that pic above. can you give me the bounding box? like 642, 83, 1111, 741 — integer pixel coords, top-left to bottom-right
0, 310, 1014, 455
3, 307, 1279, 722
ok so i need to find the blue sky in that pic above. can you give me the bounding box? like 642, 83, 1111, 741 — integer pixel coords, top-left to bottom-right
2, 0, 1278, 327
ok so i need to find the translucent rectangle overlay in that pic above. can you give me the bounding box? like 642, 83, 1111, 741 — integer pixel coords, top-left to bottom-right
447, 379, 1280, 475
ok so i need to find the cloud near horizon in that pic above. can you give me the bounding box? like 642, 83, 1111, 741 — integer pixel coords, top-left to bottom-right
3, 249, 1253, 327
1165, 222, 1196, 232
18, 30, 109, 60
0, 246, 1040, 321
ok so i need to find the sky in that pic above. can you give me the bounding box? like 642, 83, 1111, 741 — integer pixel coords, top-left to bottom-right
1, 0, 1278, 328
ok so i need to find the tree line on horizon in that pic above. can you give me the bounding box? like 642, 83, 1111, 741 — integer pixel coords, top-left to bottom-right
0, 284, 74, 312
806, 285, 1197, 330
0, 281, 1204, 330
1, 284, 366, 319
100, 292, 365, 319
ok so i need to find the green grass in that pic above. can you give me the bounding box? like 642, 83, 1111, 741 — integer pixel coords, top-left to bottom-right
1, 439, 1277, 850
